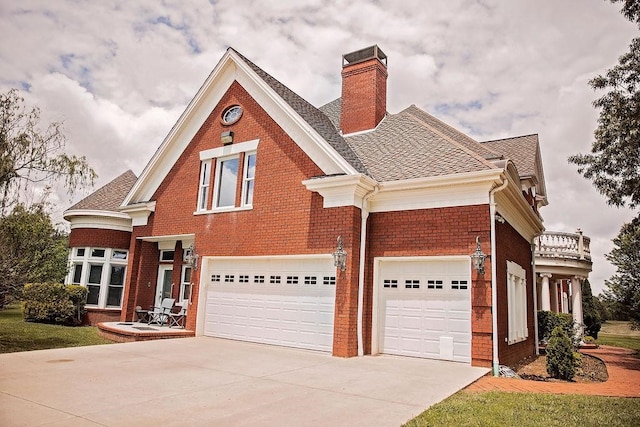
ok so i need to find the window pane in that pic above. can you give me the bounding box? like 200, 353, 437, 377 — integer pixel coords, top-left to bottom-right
87, 285, 100, 305
246, 153, 256, 179
72, 264, 83, 284
76, 248, 85, 257
112, 250, 128, 260
183, 267, 192, 283
88, 265, 103, 284
106, 287, 122, 307
243, 153, 256, 206
160, 250, 174, 262
244, 180, 254, 205
182, 284, 191, 300
109, 265, 125, 286
91, 248, 106, 258
216, 157, 239, 207
198, 161, 210, 211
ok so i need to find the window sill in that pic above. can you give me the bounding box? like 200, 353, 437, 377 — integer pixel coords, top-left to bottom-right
86, 306, 122, 311
194, 206, 253, 215
507, 336, 527, 345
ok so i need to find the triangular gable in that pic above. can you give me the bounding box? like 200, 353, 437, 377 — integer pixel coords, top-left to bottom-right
122, 48, 359, 206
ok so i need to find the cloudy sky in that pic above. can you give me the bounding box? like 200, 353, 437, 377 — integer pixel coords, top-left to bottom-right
0, 0, 636, 294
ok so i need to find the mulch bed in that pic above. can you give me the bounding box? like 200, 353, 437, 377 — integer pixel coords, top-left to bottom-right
512, 353, 608, 383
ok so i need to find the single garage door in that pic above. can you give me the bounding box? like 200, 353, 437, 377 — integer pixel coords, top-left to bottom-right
204, 256, 336, 352
377, 257, 471, 363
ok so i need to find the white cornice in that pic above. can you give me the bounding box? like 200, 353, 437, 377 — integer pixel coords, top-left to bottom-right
495, 172, 545, 241
302, 174, 377, 208
120, 201, 156, 227
63, 209, 132, 232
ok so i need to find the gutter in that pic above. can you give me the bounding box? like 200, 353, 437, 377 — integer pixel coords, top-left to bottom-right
532, 240, 539, 356
357, 184, 379, 356
489, 177, 509, 376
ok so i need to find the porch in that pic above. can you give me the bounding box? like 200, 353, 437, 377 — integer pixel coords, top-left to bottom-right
97, 321, 195, 343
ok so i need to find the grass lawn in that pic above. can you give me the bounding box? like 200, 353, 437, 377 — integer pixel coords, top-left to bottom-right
406, 320, 640, 426
598, 321, 640, 353
404, 391, 640, 427
0, 304, 113, 354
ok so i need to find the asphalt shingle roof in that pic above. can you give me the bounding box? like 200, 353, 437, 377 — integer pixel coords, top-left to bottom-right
67, 170, 137, 211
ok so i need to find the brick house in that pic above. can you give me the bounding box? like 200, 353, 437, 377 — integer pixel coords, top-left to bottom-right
64, 46, 547, 370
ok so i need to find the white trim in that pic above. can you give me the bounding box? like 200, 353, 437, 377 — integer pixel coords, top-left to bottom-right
64, 210, 132, 232
120, 201, 156, 227
302, 174, 377, 208
196, 159, 212, 211
199, 139, 259, 160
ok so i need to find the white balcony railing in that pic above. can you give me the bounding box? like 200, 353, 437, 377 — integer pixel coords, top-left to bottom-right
535, 230, 591, 262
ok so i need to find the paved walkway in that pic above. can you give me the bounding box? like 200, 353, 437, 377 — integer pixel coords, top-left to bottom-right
465, 345, 640, 397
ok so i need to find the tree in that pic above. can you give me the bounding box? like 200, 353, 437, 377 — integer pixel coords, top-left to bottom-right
0, 204, 70, 308
0, 88, 96, 215
602, 217, 640, 324
568, 1, 640, 208
581, 279, 602, 338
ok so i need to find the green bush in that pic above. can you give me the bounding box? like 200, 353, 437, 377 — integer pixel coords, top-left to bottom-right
22, 283, 87, 325
546, 326, 576, 380
538, 311, 575, 342
583, 335, 596, 344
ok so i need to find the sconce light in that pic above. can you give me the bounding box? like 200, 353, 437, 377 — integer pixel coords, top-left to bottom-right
332, 236, 347, 271
185, 243, 199, 270
495, 213, 505, 224
221, 131, 234, 145
470, 236, 487, 274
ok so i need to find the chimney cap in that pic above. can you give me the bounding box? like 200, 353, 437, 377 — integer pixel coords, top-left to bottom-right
342, 45, 387, 67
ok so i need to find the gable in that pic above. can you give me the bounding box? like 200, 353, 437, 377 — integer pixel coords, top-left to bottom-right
122, 49, 360, 207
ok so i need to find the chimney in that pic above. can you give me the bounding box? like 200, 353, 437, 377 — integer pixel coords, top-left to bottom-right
340, 45, 388, 135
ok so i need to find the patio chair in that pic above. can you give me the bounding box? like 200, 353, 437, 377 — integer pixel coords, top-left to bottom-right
148, 298, 176, 326
167, 300, 188, 328
134, 305, 150, 323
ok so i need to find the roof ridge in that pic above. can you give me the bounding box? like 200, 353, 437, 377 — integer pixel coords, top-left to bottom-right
403, 107, 499, 170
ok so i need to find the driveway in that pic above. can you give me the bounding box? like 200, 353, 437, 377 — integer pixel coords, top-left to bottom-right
0, 337, 488, 426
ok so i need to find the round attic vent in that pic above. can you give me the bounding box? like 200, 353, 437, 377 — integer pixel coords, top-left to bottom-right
221, 105, 243, 125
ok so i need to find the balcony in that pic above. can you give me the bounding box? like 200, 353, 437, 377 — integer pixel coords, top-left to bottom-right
535, 230, 591, 263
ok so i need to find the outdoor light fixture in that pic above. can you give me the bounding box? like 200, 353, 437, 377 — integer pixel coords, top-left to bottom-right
221, 131, 234, 145
332, 235, 347, 271
471, 236, 486, 274
185, 243, 199, 270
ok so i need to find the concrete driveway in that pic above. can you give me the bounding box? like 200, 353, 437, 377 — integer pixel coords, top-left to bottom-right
0, 337, 488, 426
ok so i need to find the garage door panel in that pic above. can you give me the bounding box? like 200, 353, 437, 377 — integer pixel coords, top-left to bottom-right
378, 258, 471, 363
205, 257, 335, 352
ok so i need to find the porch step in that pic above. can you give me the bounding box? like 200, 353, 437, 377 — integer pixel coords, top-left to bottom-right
98, 322, 195, 343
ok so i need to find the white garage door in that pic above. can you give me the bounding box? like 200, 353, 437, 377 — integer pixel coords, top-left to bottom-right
377, 258, 471, 363
204, 256, 336, 352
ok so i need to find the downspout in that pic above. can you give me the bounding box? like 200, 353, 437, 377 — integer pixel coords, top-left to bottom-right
531, 240, 539, 356
357, 184, 379, 356
489, 177, 509, 376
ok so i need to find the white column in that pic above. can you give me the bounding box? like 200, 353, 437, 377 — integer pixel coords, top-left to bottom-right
571, 277, 584, 336
550, 279, 559, 312
540, 273, 551, 311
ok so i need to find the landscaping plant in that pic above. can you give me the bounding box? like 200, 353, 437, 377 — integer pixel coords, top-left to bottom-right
546, 326, 576, 380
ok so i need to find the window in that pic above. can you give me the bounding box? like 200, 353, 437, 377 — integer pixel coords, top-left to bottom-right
507, 260, 528, 344
66, 247, 128, 309
215, 156, 239, 208
160, 250, 175, 262
197, 160, 211, 211
180, 266, 192, 302
197, 139, 259, 213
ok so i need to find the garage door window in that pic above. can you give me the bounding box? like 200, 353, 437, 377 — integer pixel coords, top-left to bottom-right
507, 260, 528, 344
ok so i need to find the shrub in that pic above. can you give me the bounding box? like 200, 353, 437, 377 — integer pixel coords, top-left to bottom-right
22, 283, 87, 325
583, 335, 596, 344
546, 326, 576, 380
538, 311, 575, 342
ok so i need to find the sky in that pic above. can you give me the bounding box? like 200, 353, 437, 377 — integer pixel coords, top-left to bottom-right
0, 0, 637, 295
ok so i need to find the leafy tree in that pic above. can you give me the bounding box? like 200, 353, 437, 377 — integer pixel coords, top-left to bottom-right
602, 217, 640, 324
0, 204, 69, 308
568, 1, 640, 208
581, 279, 602, 338
0, 88, 96, 215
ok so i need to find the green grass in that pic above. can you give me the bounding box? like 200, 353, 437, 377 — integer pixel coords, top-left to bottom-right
598, 321, 640, 353
0, 304, 113, 353
405, 391, 640, 427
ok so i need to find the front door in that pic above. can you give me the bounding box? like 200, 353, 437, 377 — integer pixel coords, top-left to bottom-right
156, 265, 173, 305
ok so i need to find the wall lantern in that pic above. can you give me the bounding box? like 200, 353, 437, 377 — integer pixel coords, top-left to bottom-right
471, 236, 486, 274
221, 131, 234, 145
332, 236, 347, 271
185, 243, 199, 270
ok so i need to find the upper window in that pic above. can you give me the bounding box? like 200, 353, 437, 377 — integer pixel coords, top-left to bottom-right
507, 260, 528, 345
221, 105, 243, 125
197, 139, 259, 213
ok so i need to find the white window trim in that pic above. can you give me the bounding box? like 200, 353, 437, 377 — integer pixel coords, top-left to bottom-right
180, 265, 193, 303
66, 247, 128, 310
195, 139, 259, 214
241, 151, 256, 207
507, 260, 528, 345
196, 159, 211, 211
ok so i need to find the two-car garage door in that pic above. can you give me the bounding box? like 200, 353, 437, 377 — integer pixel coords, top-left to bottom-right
377, 258, 472, 363
204, 257, 336, 352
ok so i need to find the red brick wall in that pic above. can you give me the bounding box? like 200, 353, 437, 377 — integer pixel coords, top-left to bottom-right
340, 58, 387, 134
495, 220, 536, 366
124, 82, 361, 354
69, 228, 131, 249
84, 309, 121, 325
364, 204, 493, 367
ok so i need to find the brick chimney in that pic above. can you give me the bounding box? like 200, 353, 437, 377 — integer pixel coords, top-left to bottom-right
340, 45, 388, 135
